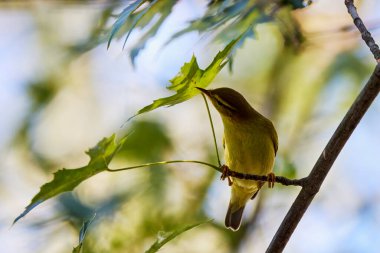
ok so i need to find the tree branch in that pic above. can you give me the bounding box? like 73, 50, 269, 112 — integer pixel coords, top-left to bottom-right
223, 168, 307, 187
266, 63, 380, 252
107, 159, 305, 187
345, 0, 380, 62
265, 2, 380, 251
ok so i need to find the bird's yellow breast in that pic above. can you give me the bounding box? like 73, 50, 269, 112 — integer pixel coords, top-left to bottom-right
222, 117, 276, 180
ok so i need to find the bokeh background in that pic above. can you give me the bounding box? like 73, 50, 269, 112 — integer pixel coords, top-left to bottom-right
1, 0, 379, 252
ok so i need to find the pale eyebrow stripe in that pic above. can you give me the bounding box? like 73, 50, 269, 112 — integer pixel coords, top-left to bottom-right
214, 95, 237, 111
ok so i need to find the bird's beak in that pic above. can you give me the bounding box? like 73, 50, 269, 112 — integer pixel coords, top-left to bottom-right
196, 87, 211, 97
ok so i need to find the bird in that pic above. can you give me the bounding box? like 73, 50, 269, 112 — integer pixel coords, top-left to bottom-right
196, 87, 278, 231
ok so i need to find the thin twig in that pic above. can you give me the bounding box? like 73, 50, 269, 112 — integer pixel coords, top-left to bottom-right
107, 160, 221, 172
345, 0, 380, 62
201, 93, 222, 167
107, 159, 305, 187
266, 64, 380, 253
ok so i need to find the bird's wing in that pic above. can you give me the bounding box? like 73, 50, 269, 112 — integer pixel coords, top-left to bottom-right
266, 120, 278, 155
271, 127, 279, 155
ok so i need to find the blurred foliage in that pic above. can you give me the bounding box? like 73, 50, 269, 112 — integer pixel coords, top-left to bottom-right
274, 156, 297, 179
72, 213, 96, 253
13, 78, 61, 172
27, 78, 59, 112
145, 220, 210, 253
118, 121, 172, 161
325, 52, 372, 84
70, 0, 310, 64
118, 120, 173, 198
108, 0, 177, 65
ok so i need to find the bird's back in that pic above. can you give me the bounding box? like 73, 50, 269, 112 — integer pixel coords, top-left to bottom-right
223, 115, 277, 178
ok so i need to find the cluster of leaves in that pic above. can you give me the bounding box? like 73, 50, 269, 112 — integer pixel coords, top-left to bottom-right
72, 0, 308, 63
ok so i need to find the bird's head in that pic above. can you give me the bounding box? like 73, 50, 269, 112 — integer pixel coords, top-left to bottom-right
196, 87, 255, 120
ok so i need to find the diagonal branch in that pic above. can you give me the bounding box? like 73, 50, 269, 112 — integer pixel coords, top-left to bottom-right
266, 0, 380, 253
265, 1, 380, 251
345, 0, 380, 61
266, 63, 380, 253
223, 168, 307, 187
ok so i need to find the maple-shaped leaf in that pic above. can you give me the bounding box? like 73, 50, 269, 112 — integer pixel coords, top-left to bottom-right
134, 38, 239, 116
14, 134, 127, 224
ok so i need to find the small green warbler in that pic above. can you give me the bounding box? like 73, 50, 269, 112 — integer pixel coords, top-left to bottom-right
197, 87, 278, 231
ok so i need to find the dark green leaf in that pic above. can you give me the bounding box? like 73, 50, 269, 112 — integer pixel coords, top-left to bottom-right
145, 220, 211, 253
14, 134, 127, 224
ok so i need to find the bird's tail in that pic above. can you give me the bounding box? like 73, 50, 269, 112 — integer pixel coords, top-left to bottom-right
225, 203, 245, 231
225, 186, 258, 231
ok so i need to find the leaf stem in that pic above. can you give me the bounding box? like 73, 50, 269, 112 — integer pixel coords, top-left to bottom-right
107, 160, 221, 172
201, 93, 221, 167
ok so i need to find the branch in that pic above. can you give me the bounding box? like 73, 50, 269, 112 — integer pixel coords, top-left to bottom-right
224, 168, 306, 187
107, 159, 304, 187
266, 63, 380, 252
106, 160, 221, 172
265, 2, 380, 251
345, 0, 380, 62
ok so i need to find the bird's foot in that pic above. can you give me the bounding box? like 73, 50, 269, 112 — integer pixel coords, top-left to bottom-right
220, 164, 233, 186
267, 172, 276, 188
220, 165, 229, 180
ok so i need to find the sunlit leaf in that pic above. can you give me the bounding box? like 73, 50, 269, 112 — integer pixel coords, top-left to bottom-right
134, 37, 239, 116
14, 134, 128, 224
145, 220, 211, 253
73, 213, 96, 253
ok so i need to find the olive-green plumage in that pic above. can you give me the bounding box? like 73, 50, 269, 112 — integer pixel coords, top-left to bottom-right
197, 87, 278, 231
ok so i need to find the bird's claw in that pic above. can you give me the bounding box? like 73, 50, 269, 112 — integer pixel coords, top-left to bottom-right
267, 172, 276, 188
220, 164, 233, 186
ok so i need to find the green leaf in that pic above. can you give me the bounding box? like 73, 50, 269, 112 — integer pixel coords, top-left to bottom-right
73, 213, 96, 253
145, 220, 211, 253
121, 0, 158, 50
130, 0, 177, 65
134, 37, 239, 116
14, 134, 127, 224
107, 0, 146, 49
169, 0, 250, 41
